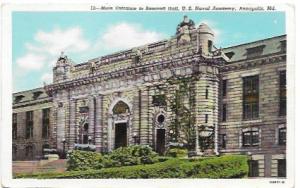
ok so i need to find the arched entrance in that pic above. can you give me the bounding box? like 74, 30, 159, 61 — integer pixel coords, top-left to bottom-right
108, 99, 132, 151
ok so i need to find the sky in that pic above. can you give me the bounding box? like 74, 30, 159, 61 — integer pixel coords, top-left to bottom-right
12, 11, 285, 92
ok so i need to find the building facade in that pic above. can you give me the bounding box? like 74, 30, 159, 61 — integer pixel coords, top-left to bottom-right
12, 16, 286, 177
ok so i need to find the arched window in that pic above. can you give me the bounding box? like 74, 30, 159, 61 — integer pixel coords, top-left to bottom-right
113, 101, 129, 114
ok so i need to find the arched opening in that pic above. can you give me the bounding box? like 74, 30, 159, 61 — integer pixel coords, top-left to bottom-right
112, 101, 130, 149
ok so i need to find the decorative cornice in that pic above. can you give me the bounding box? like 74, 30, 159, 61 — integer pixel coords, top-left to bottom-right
221, 54, 286, 73
45, 53, 225, 93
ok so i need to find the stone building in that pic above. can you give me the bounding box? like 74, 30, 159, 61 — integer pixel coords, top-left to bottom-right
12, 16, 286, 177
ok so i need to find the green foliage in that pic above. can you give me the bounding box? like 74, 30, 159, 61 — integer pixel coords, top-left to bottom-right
67, 150, 104, 171
15, 155, 249, 179
166, 148, 188, 158
67, 145, 158, 171
107, 145, 159, 167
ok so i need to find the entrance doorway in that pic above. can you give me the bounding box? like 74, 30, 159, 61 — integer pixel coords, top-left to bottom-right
156, 129, 166, 155
115, 123, 127, 149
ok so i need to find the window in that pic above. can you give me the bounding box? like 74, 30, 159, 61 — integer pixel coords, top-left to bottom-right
205, 87, 209, 99
26, 111, 34, 139
246, 45, 265, 59
218, 134, 226, 148
42, 109, 50, 138
222, 104, 227, 122
14, 95, 24, 103
152, 95, 167, 106
279, 71, 286, 116
25, 145, 33, 159
243, 75, 259, 120
242, 130, 259, 147
79, 106, 89, 113
222, 80, 227, 97
280, 40, 286, 52
32, 91, 43, 100
225, 51, 235, 59
278, 159, 286, 177
12, 113, 17, 139
208, 40, 213, 53
205, 114, 208, 123
278, 127, 286, 145
248, 160, 259, 177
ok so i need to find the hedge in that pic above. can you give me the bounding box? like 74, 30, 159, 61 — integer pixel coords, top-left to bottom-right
67, 146, 158, 171
15, 155, 249, 179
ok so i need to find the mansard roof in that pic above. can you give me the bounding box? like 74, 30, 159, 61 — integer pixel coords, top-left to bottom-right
222, 34, 286, 63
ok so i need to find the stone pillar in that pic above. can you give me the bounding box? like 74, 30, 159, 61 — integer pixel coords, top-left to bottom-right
56, 102, 66, 151
95, 95, 103, 152
88, 96, 95, 144
69, 99, 76, 150
140, 87, 149, 145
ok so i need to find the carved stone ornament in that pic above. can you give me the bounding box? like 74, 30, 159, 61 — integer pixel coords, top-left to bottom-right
176, 16, 195, 44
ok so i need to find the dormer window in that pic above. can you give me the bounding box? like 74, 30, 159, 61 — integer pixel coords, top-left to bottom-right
225, 51, 235, 59
14, 95, 25, 103
32, 91, 43, 100
280, 40, 286, 52
246, 45, 265, 59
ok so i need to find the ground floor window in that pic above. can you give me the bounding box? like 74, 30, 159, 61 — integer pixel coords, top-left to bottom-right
248, 160, 259, 177
242, 129, 259, 147
278, 159, 286, 177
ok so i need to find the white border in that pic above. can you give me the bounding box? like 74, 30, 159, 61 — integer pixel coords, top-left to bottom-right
0, 1, 296, 188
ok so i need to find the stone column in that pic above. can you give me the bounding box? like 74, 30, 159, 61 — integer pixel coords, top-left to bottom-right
140, 87, 149, 145
88, 96, 95, 144
69, 99, 76, 150
56, 102, 66, 152
95, 95, 103, 152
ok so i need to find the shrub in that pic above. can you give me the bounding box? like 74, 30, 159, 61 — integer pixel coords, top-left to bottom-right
15, 155, 249, 179
166, 148, 188, 158
67, 150, 104, 171
107, 145, 158, 167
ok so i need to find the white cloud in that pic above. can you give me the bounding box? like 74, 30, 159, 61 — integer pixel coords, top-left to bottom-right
41, 72, 53, 84
27, 27, 90, 56
16, 53, 46, 71
95, 22, 165, 51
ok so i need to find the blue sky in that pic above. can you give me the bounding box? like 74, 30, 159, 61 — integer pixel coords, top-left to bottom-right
12, 12, 285, 92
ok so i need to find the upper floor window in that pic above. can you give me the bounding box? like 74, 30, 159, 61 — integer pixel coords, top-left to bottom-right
222, 80, 227, 97
279, 70, 286, 116
280, 40, 286, 52
222, 104, 227, 122
26, 111, 34, 139
242, 129, 259, 147
278, 127, 286, 145
208, 40, 213, 53
42, 108, 50, 139
14, 95, 24, 103
246, 45, 265, 59
12, 113, 17, 139
243, 75, 259, 120
152, 95, 167, 106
